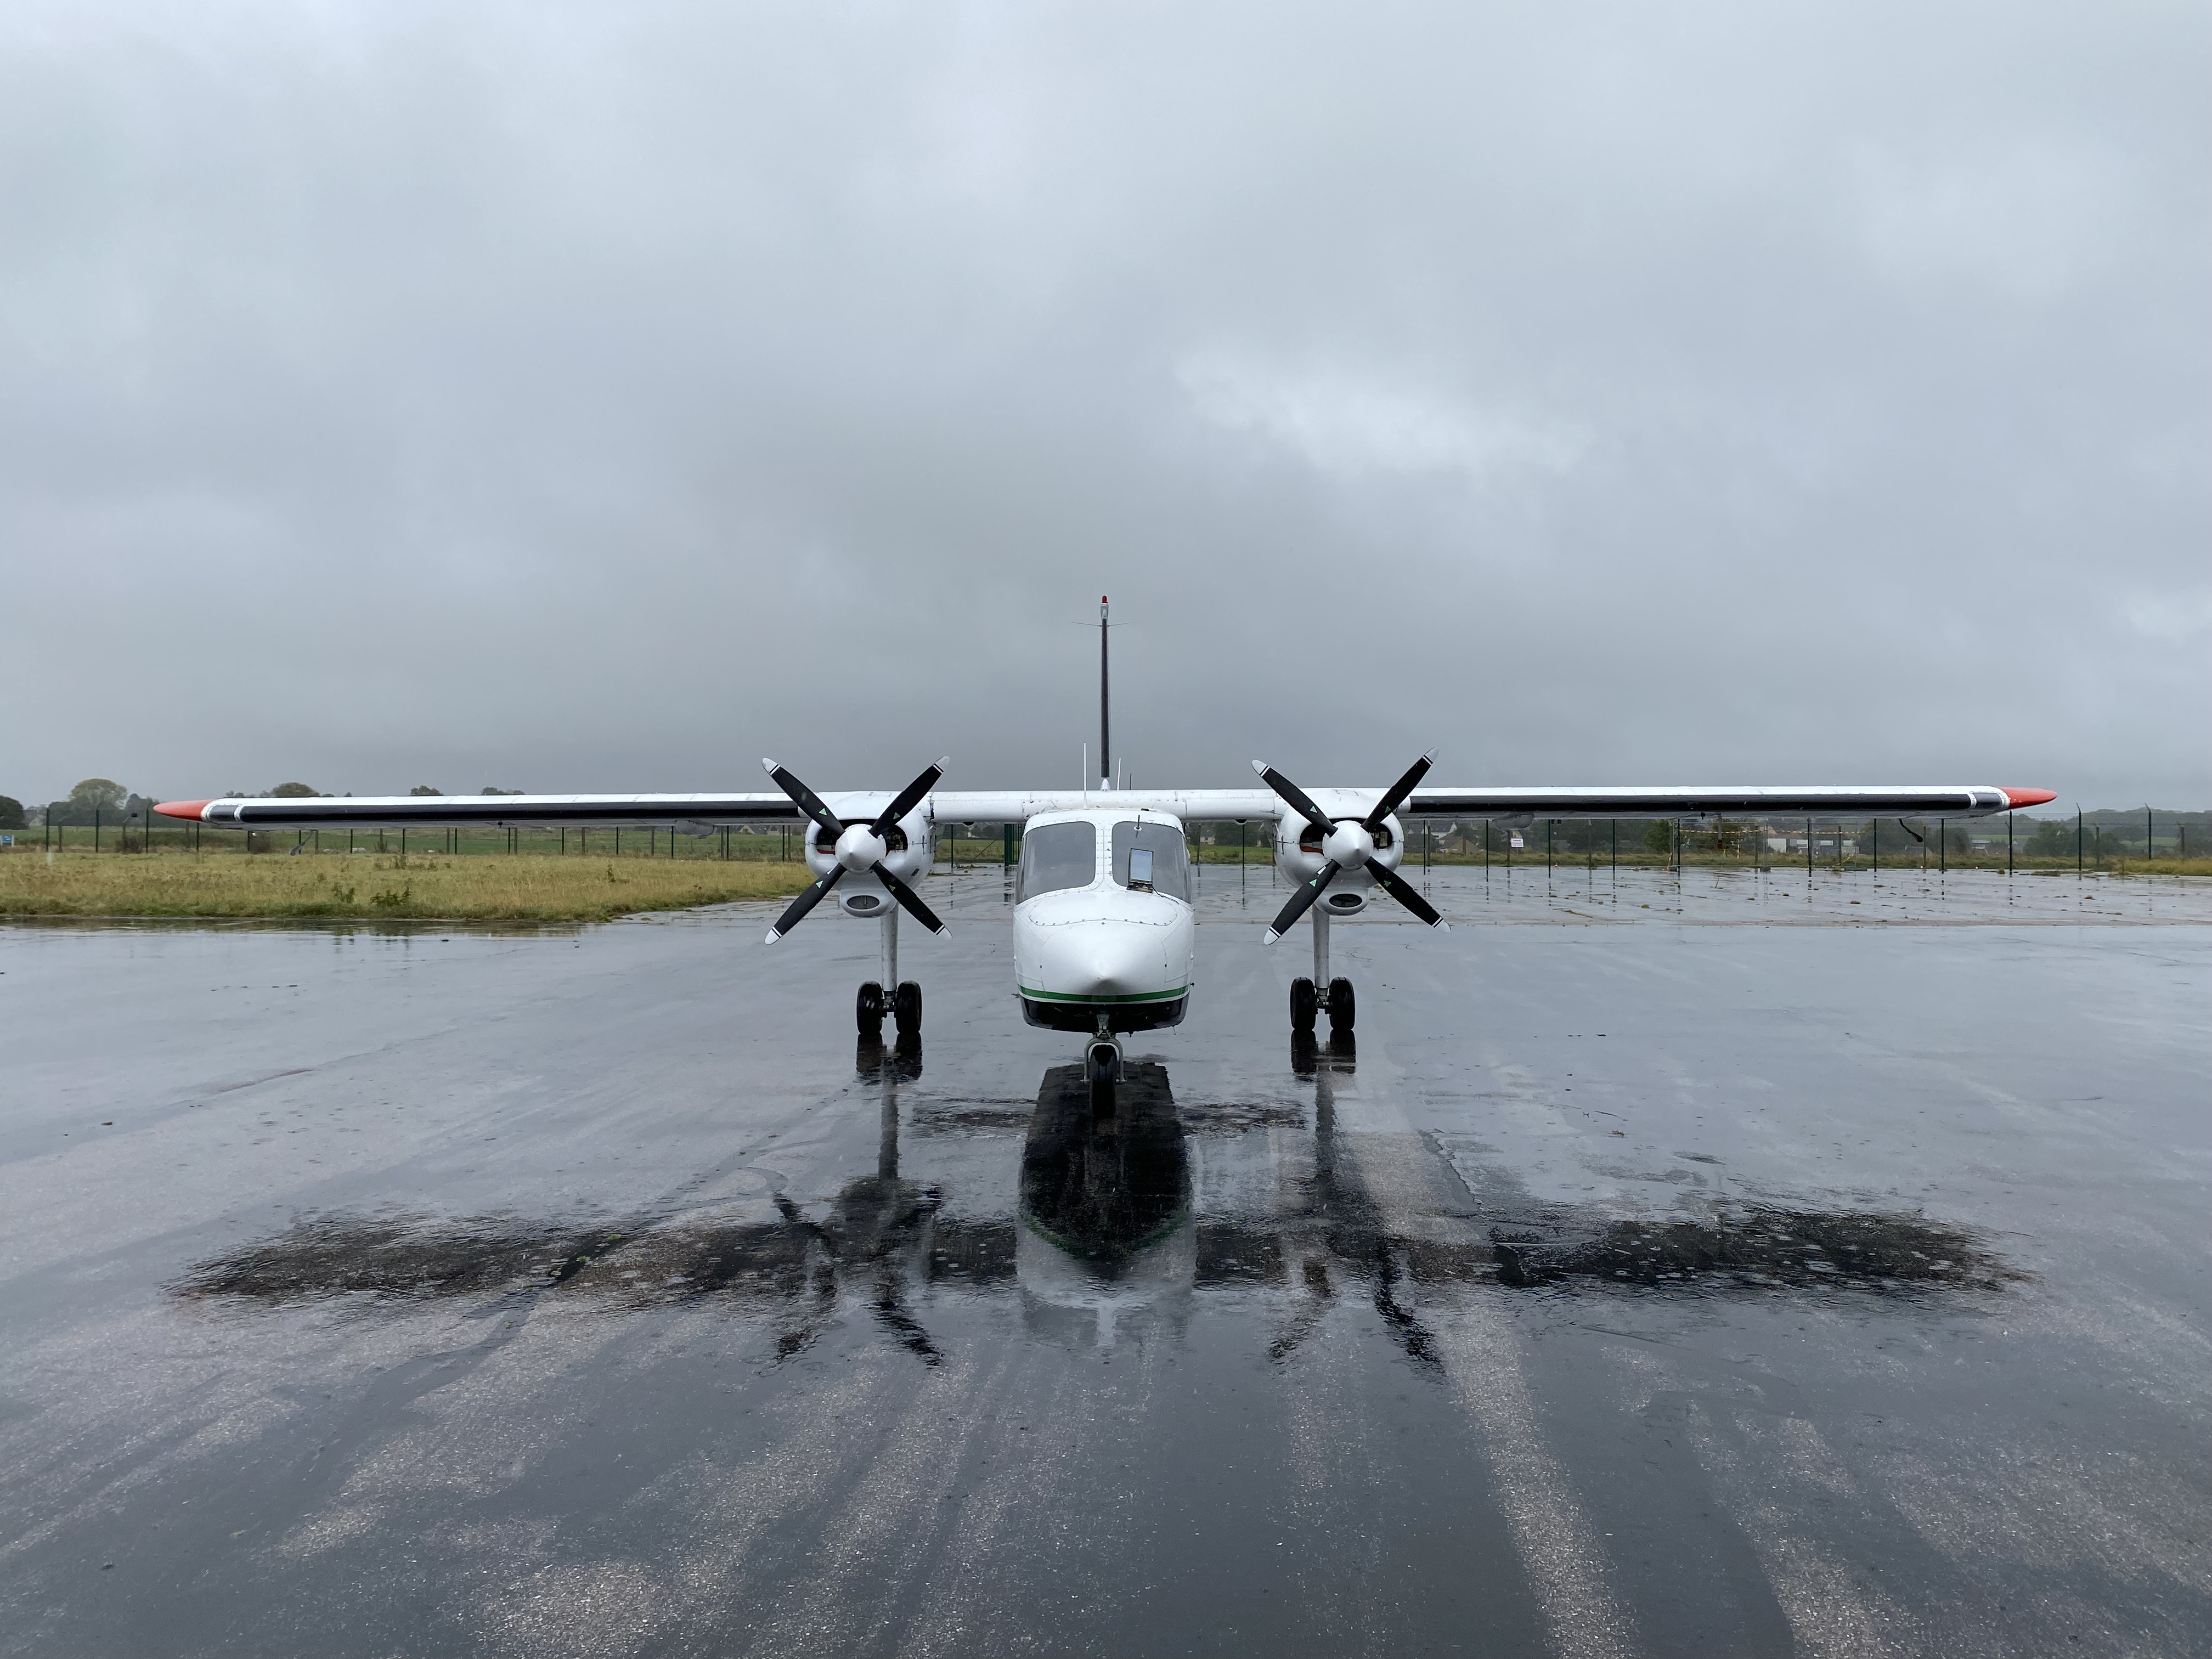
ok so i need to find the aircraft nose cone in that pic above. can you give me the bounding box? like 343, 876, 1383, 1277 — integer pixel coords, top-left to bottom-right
1082, 957, 1138, 996
1079, 928, 1160, 996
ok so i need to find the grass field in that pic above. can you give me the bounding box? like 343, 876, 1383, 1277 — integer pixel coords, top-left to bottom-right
0, 851, 814, 921
5, 842, 2205, 921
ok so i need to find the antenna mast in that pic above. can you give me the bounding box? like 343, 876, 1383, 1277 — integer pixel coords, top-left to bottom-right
1099, 594, 1110, 792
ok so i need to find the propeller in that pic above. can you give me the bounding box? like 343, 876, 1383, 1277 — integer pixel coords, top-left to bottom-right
761, 757, 951, 943
1254, 753, 1446, 942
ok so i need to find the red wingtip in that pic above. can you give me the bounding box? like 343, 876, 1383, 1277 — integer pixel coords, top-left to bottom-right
155, 799, 212, 821
2002, 788, 2058, 809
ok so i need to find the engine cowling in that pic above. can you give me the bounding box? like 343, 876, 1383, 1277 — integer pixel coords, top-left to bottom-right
802, 806, 934, 915
1274, 811, 1407, 916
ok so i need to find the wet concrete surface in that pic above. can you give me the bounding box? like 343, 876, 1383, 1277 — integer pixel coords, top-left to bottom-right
4, 865, 2211, 1657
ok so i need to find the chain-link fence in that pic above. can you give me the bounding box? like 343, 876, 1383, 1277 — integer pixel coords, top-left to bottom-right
7, 808, 2207, 876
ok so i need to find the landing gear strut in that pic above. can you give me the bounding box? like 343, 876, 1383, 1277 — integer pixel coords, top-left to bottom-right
1289, 906, 1357, 1036
857, 902, 924, 1038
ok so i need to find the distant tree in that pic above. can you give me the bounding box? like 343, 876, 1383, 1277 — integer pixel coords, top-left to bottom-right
409, 785, 444, 797
268, 782, 319, 798
0, 795, 24, 831
2027, 819, 2068, 857
69, 778, 127, 812
1642, 819, 1672, 855
480, 786, 523, 795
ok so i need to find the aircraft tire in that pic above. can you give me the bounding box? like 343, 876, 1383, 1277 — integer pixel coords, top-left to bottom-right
1086, 1043, 1117, 1116
1290, 978, 1317, 1033
856, 981, 885, 1037
1328, 978, 1356, 1033
894, 980, 922, 1034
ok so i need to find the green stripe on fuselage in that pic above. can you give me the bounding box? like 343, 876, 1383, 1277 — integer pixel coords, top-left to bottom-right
1018, 985, 1188, 1005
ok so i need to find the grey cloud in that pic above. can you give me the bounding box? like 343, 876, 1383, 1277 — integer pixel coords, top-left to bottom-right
2, 1, 2205, 808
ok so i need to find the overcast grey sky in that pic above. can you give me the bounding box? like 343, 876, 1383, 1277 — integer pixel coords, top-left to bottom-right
4, 1, 2206, 811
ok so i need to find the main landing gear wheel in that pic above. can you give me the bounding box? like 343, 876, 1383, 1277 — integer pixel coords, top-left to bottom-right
1290, 978, 1317, 1033
1328, 977, 1356, 1034
856, 981, 885, 1038
894, 980, 922, 1035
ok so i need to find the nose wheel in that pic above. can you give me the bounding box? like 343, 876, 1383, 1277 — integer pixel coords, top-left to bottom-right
1085, 1032, 1124, 1116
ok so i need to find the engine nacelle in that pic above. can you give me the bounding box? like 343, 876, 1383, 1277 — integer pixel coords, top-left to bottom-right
802, 805, 933, 916
1274, 811, 1407, 915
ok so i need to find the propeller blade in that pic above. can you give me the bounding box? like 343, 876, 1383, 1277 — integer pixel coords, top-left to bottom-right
763, 759, 844, 838
1251, 760, 1334, 837
874, 866, 951, 936
765, 866, 844, 943
1262, 860, 1339, 944
871, 758, 949, 839
1364, 751, 1435, 831
1368, 859, 1447, 929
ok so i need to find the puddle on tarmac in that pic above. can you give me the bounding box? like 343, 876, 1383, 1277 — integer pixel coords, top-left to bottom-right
174, 1057, 2021, 1333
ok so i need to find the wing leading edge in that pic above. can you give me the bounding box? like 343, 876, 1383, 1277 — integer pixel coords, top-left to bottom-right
158, 784, 2055, 831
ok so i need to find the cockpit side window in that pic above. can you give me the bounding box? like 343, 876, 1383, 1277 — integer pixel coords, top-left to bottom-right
1110, 820, 1189, 901
1016, 821, 1098, 901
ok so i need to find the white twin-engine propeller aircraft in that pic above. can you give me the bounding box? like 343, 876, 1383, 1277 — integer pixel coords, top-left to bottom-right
160, 761, 2056, 1111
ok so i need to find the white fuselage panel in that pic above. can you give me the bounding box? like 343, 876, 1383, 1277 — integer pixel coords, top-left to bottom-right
1012, 808, 1197, 1025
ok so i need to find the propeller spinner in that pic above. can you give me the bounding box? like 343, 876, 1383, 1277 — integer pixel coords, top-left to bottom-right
762, 757, 952, 943
1254, 753, 1447, 942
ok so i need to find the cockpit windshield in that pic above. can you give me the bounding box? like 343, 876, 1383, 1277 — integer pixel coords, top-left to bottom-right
1015, 821, 1097, 901
1111, 820, 1189, 901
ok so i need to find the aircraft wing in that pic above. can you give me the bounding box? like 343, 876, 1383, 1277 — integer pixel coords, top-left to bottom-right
157, 793, 809, 830
160, 783, 2055, 831
1396, 785, 2053, 822
928, 785, 2054, 822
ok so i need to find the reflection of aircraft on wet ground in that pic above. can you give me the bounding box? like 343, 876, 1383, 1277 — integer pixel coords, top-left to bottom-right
157, 599, 2056, 1104
178, 1043, 2017, 1368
